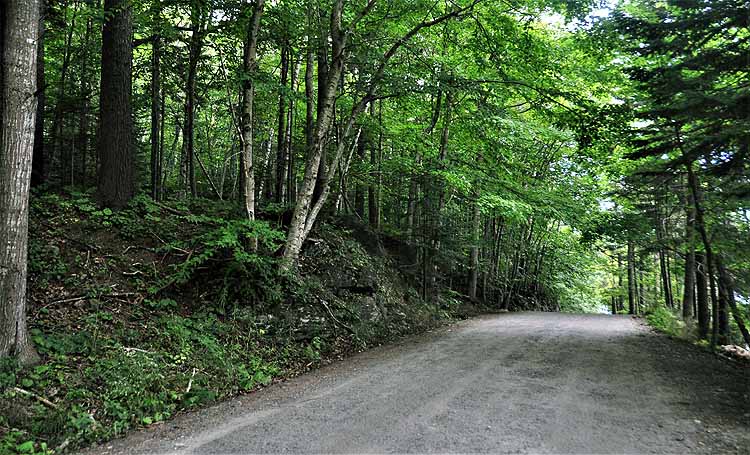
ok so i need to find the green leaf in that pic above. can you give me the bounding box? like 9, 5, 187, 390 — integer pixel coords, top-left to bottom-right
16, 441, 35, 454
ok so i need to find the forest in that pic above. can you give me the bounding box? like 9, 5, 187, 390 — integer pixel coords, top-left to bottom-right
0, 0, 749, 453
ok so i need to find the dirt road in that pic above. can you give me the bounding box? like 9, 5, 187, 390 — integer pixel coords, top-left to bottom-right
84, 313, 750, 454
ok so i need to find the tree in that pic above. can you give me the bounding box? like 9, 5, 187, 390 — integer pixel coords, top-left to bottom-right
681, 183, 695, 319
150, 0, 162, 201
0, 0, 41, 365
97, 0, 135, 209
241, 0, 265, 224
281, 0, 481, 269
30, 0, 45, 187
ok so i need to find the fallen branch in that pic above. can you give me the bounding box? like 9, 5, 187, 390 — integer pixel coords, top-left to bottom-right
55, 439, 70, 453
186, 368, 197, 393
122, 347, 152, 355
123, 270, 144, 277
154, 202, 189, 216
318, 300, 356, 335
47, 292, 137, 305
11, 387, 58, 409
35, 292, 139, 317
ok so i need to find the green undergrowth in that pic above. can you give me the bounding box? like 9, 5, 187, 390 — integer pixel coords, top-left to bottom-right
644, 305, 749, 352
0, 189, 472, 455
644, 306, 686, 338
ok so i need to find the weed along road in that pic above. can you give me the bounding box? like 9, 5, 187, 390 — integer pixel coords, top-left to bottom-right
83, 313, 749, 454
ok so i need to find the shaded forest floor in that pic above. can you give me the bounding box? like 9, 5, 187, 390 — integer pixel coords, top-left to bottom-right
0, 189, 484, 455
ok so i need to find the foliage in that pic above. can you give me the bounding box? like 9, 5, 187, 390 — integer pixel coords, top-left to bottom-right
154, 217, 286, 309
645, 307, 686, 339
0, 193, 470, 453
7, 0, 750, 451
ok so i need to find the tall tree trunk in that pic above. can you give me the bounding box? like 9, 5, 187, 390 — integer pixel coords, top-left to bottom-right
282, 0, 468, 268
717, 259, 750, 347
426, 91, 453, 298
682, 186, 696, 319
685, 162, 719, 346
150, 1, 162, 200
51, 0, 77, 186
406, 152, 421, 240
274, 44, 289, 202
0, 0, 41, 365
627, 246, 636, 314
31, 0, 45, 186
241, 0, 264, 227
184, 0, 206, 198
310, 38, 330, 208
97, 0, 135, 208
617, 253, 625, 312
286, 54, 300, 204
354, 117, 366, 218
627, 242, 636, 314
76, 14, 92, 187
368, 101, 380, 227
716, 255, 730, 345
159, 90, 165, 197
468, 196, 481, 301
304, 30, 314, 159
638, 269, 645, 311
695, 252, 710, 339
282, 0, 344, 267
654, 195, 673, 308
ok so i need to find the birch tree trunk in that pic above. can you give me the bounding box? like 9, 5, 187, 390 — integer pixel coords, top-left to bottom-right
281, 0, 345, 268
241, 0, 265, 227
274, 44, 289, 202
286, 55, 301, 204
281, 0, 479, 269
0, 0, 41, 365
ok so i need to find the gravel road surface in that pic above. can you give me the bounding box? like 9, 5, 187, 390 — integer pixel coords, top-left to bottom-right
82, 312, 750, 454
